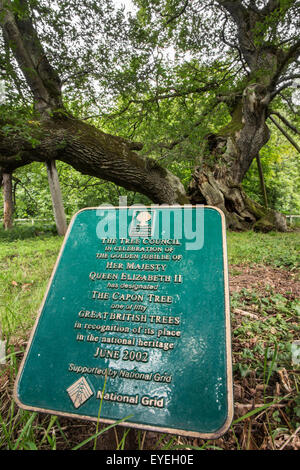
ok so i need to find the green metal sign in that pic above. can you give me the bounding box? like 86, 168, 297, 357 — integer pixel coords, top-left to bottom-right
14, 205, 233, 438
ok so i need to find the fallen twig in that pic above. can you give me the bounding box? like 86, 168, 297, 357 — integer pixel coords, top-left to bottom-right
279, 425, 300, 450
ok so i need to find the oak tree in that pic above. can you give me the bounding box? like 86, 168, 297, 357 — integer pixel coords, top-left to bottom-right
1, 0, 299, 230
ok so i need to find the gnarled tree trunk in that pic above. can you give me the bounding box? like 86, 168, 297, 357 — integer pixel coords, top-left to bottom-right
185, 0, 300, 232
187, 83, 287, 231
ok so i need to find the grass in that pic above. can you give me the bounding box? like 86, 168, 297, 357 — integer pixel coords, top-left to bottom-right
0, 228, 62, 341
227, 231, 300, 269
0, 225, 299, 450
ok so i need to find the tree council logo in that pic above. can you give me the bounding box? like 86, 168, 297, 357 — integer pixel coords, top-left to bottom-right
129, 210, 155, 237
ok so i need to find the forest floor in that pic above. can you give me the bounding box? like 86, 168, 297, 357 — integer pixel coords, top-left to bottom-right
0, 227, 299, 451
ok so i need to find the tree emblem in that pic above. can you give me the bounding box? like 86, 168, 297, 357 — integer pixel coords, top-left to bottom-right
136, 211, 152, 226
129, 210, 155, 237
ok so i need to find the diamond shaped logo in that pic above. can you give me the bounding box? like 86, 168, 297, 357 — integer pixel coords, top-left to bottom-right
67, 377, 93, 409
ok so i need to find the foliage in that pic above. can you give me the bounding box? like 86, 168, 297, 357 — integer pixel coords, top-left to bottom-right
242, 85, 300, 215
243, 124, 300, 215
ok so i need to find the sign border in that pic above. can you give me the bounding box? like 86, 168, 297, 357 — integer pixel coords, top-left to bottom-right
14, 205, 233, 439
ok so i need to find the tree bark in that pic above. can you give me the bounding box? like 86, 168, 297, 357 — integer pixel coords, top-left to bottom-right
0, 0, 62, 117
2, 172, 13, 229
46, 160, 68, 236
188, 164, 286, 232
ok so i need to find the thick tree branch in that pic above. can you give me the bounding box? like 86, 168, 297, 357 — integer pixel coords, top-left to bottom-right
216, 1, 259, 70
278, 74, 300, 84
271, 80, 297, 98
0, 118, 189, 204
0, 0, 63, 116
272, 39, 300, 87
220, 13, 249, 74
285, 39, 300, 65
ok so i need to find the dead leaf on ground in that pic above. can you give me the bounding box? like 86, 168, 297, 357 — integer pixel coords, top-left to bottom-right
21, 283, 32, 291
277, 368, 292, 393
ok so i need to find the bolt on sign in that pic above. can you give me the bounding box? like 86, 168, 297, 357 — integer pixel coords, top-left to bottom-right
14, 205, 233, 439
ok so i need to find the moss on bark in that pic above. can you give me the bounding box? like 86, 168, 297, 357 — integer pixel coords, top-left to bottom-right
218, 102, 244, 138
